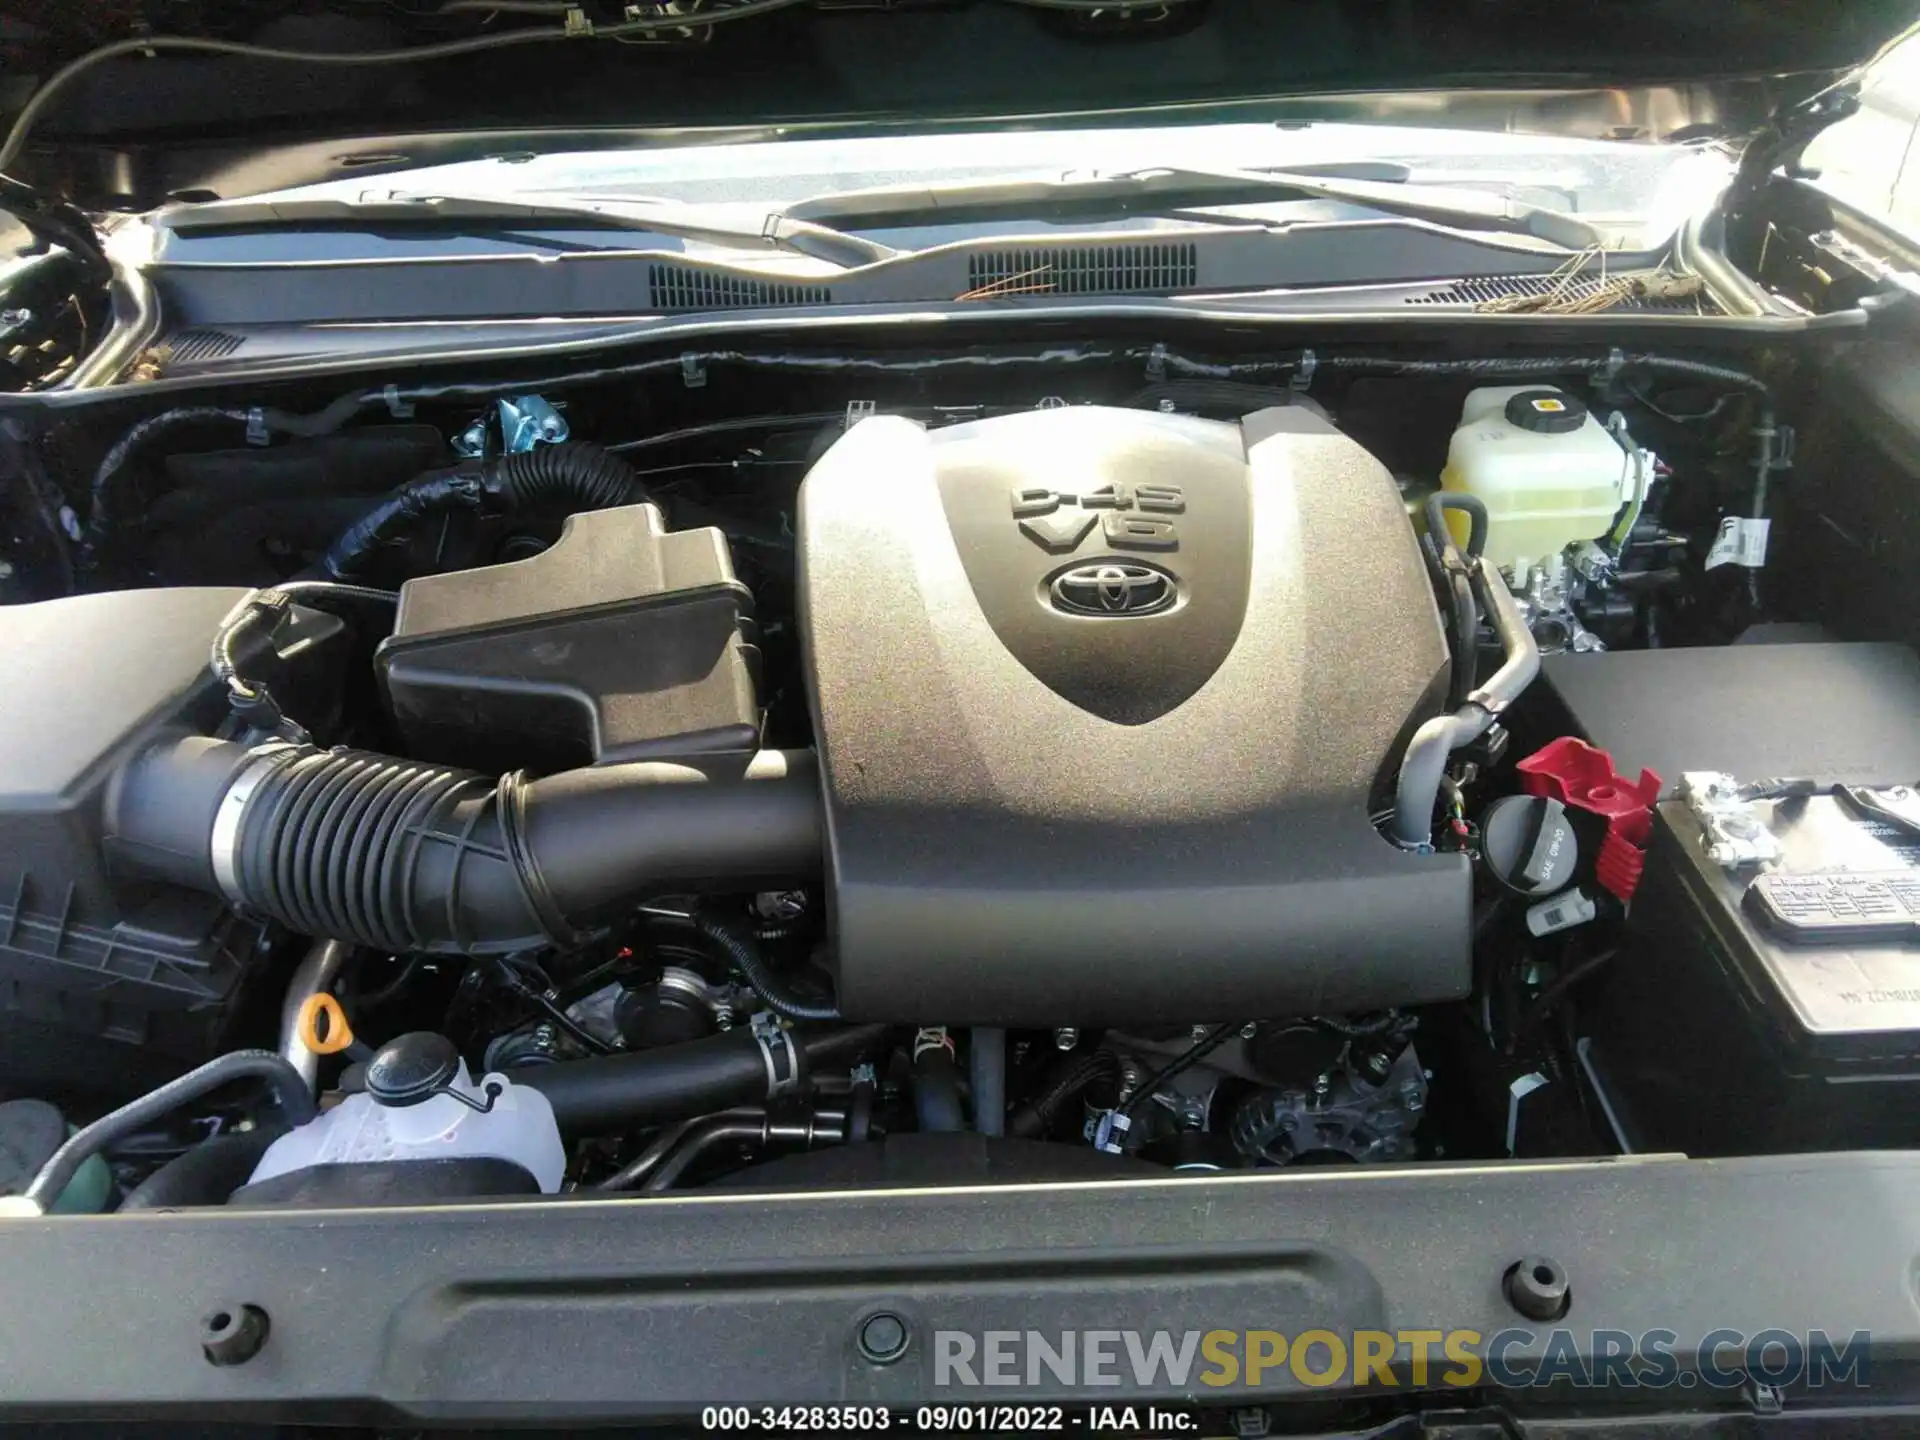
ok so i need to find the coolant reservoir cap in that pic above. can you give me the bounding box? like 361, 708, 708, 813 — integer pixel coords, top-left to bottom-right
365, 1032, 461, 1108
1504, 390, 1587, 435
1480, 795, 1581, 896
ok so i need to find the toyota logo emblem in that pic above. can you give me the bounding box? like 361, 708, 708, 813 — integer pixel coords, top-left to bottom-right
1049, 562, 1177, 617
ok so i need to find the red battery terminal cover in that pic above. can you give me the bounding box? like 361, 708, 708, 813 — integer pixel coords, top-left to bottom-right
1516, 737, 1664, 902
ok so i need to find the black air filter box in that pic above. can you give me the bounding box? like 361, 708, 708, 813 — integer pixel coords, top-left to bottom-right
376, 503, 761, 775
0, 588, 346, 1099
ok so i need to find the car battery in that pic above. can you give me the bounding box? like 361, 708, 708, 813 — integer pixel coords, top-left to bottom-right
1583, 788, 1920, 1156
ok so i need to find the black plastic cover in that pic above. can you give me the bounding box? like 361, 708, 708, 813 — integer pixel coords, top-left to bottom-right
0, 588, 345, 1098
798, 406, 1466, 1024
377, 502, 760, 775
1534, 642, 1920, 797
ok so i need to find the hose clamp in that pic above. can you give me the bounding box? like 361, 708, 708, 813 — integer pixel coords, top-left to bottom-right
753, 1011, 801, 1099
209, 743, 304, 906
495, 770, 579, 946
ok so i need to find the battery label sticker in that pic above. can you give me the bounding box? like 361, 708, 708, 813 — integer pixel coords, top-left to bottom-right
1705, 516, 1771, 569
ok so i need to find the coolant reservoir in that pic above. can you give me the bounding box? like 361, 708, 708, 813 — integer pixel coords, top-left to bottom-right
247, 1032, 566, 1193
1441, 386, 1632, 574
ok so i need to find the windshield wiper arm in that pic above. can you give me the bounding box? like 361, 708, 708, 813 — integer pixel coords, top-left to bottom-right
784, 166, 1606, 251
166, 189, 898, 269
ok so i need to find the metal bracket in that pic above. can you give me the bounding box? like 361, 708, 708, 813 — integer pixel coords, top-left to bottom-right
1144, 342, 1169, 382
244, 407, 269, 447
382, 384, 414, 420
844, 399, 877, 430
498, 394, 569, 452
680, 353, 708, 389
1291, 349, 1317, 392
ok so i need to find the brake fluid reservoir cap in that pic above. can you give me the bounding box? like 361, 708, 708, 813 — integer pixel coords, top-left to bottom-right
1480, 795, 1581, 896
365, 1032, 461, 1108
1504, 389, 1587, 434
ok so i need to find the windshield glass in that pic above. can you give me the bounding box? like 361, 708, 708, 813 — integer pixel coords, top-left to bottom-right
159, 124, 1732, 262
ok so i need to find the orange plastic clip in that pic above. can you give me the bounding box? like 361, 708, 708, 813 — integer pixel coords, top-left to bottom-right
296, 992, 354, 1056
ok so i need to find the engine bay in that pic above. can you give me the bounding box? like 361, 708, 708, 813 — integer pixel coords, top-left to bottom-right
5, 335, 1920, 1213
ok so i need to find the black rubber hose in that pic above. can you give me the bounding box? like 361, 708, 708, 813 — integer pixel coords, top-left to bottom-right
117, 1126, 286, 1212
1422, 493, 1488, 710
489, 442, 640, 512
1009, 1050, 1120, 1139
22, 1051, 315, 1213
208, 581, 399, 738
108, 737, 822, 958
322, 443, 643, 581
695, 907, 838, 1021
1425, 491, 1489, 561
913, 1038, 967, 1134
1444, 569, 1479, 710
516, 1023, 890, 1134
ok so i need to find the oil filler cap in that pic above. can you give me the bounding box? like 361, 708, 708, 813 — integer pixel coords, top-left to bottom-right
1480, 795, 1580, 896
1504, 389, 1587, 434
365, 1032, 461, 1108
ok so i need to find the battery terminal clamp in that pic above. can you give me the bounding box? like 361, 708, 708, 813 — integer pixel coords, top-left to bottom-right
1678, 771, 1786, 869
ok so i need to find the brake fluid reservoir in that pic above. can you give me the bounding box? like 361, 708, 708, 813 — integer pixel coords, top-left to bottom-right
247, 1032, 566, 1193
1441, 386, 1632, 574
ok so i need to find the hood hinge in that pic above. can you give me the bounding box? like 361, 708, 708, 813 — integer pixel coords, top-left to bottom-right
1721, 82, 1863, 269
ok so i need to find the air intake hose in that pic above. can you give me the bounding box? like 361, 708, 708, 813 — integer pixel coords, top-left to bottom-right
106, 736, 821, 956
321, 442, 644, 580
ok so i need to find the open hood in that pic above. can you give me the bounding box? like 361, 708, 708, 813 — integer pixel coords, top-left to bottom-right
1, 0, 1915, 215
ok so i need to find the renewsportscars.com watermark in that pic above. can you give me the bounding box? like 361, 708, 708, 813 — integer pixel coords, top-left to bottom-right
932, 1328, 1872, 1392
